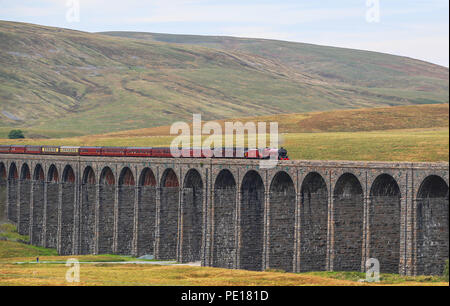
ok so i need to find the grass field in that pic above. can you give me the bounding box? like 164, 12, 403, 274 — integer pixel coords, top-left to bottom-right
0, 223, 448, 286
1, 260, 448, 286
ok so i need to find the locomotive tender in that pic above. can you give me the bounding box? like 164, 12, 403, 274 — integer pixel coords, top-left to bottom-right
0, 145, 289, 160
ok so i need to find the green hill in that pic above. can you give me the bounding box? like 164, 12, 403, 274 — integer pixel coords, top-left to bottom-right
0, 20, 448, 138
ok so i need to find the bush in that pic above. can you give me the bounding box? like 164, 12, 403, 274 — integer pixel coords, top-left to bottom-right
444, 260, 449, 281
8, 129, 25, 139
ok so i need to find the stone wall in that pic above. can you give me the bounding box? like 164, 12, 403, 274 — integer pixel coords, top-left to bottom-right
31, 182, 44, 246
137, 186, 156, 256
299, 173, 328, 272
98, 185, 115, 254
0, 178, 6, 221
45, 182, 59, 248
159, 187, 179, 260
18, 180, 31, 235
60, 183, 75, 255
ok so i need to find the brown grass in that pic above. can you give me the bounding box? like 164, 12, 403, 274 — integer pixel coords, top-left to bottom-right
0, 258, 448, 286
97, 103, 449, 137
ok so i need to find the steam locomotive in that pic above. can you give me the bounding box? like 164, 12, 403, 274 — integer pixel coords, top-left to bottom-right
0, 145, 290, 160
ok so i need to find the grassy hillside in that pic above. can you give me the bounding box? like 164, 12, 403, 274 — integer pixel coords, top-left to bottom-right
1, 104, 448, 162
0, 21, 448, 138
102, 31, 449, 98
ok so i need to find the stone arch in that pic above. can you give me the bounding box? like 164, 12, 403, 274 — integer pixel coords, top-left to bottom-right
240, 170, 265, 271
0, 162, 6, 221
20, 164, 31, 180
0, 162, 6, 180
117, 167, 135, 255
18, 163, 31, 235
213, 169, 237, 268
31, 164, 45, 246
98, 167, 115, 254
62, 165, 75, 183
80, 166, 96, 254
268, 171, 296, 272
333, 173, 364, 271
34, 164, 45, 181
60, 165, 76, 255
300, 172, 328, 272
181, 169, 203, 263
7, 163, 18, 222
369, 174, 401, 274
47, 165, 59, 183
137, 168, 157, 256
159, 168, 179, 260
416, 175, 449, 275
45, 165, 59, 248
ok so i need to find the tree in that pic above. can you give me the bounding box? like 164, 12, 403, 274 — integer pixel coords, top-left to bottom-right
8, 130, 25, 139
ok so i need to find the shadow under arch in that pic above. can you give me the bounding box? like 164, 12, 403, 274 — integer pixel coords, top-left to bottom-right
416, 175, 449, 275
213, 169, 237, 268
117, 167, 135, 255
80, 166, 96, 255
300, 172, 328, 272
369, 174, 401, 274
181, 169, 203, 263
159, 168, 179, 260
136, 168, 157, 256
98, 167, 115, 254
268, 171, 296, 272
333, 173, 364, 272
240, 170, 264, 271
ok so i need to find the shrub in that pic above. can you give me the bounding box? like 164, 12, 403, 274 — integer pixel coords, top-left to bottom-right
8, 129, 25, 139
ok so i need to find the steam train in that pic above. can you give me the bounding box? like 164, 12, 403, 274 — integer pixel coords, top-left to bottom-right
0, 145, 289, 160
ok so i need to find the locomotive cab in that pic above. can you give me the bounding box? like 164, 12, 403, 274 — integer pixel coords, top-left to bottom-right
278, 147, 289, 160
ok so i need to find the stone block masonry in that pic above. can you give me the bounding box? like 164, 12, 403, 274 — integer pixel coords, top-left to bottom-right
0, 154, 448, 276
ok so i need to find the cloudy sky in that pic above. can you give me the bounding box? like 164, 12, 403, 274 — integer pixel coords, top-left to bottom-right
1, 0, 449, 66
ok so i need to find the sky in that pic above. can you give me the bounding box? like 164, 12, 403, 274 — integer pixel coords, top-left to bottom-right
1, 0, 449, 67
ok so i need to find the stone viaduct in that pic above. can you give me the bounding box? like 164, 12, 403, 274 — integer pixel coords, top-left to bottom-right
0, 153, 448, 276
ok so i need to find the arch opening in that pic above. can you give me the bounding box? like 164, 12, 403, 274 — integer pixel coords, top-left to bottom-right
81, 166, 96, 254
181, 169, 203, 263
213, 169, 237, 268
333, 173, 364, 271
137, 168, 157, 256
62, 165, 75, 184
300, 172, 328, 272
269, 171, 296, 272
416, 175, 449, 275
117, 167, 135, 255
45, 165, 59, 248
369, 174, 401, 274
31, 165, 45, 246
240, 170, 264, 271
98, 167, 115, 254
